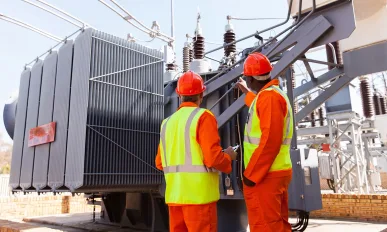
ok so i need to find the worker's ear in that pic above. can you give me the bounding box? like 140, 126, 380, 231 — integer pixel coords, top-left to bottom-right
198, 93, 204, 105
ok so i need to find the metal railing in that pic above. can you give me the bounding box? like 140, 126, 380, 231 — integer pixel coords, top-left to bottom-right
0, 174, 11, 197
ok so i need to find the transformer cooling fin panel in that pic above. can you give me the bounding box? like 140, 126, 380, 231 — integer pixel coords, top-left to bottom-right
10, 28, 164, 193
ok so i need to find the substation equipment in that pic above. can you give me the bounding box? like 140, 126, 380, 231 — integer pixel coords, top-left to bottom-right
3, 0, 387, 231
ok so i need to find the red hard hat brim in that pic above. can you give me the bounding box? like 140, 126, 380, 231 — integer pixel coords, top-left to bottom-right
176, 86, 206, 96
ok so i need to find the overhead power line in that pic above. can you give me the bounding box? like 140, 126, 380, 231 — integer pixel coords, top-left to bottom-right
0, 13, 62, 42
227, 15, 286, 21
22, 0, 87, 28
99, 0, 174, 44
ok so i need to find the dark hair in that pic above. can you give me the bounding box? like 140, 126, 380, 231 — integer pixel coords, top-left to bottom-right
249, 71, 271, 84
181, 94, 200, 103
256, 78, 271, 85
260, 72, 270, 76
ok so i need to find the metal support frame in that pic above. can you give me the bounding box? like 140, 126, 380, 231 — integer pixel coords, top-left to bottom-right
297, 115, 386, 194
215, 15, 334, 128
295, 75, 356, 123
162, 0, 387, 200
326, 112, 369, 193
294, 68, 343, 97
286, 67, 298, 149
362, 138, 377, 193
299, 57, 341, 68
301, 55, 316, 80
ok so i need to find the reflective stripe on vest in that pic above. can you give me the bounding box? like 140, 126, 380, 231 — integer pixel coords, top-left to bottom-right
243, 85, 294, 172
160, 107, 220, 205
160, 108, 217, 174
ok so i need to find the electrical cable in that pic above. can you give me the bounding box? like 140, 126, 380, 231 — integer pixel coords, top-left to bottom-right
109, 0, 173, 41
185, 34, 243, 51
204, 0, 305, 86
98, 0, 171, 43
150, 191, 155, 232
132, 37, 156, 43
291, 211, 309, 232
228, 16, 286, 21
35, 0, 89, 26
25, 27, 83, 67
236, 87, 244, 192
205, 0, 295, 55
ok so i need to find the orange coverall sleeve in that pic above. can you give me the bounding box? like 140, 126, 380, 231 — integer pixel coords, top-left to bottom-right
197, 112, 232, 174
154, 112, 232, 174
244, 91, 257, 108
243, 90, 288, 184
155, 145, 163, 170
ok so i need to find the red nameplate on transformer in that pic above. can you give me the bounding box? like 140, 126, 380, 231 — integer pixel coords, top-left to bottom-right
28, 122, 56, 147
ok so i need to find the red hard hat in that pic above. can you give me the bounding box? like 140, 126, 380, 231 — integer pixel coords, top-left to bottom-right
243, 52, 273, 76
176, 71, 206, 96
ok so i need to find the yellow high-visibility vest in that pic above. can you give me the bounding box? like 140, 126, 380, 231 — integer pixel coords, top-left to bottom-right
243, 85, 293, 172
159, 107, 220, 205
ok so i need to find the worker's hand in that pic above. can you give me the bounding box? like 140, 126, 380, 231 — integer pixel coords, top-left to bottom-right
235, 77, 251, 94
243, 173, 256, 187
224, 146, 237, 160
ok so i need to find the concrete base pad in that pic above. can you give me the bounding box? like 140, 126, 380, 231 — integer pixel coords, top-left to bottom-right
0, 213, 129, 232
0, 219, 81, 232
1, 214, 387, 232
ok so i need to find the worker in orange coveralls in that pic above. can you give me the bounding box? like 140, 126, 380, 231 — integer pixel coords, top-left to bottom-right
236, 52, 294, 232
155, 71, 237, 232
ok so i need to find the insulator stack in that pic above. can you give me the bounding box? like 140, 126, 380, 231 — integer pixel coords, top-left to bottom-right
380, 96, 387, 114
326, 45, 334, 71
166, 63, 175, 71
310, 110, 316, 127
332, 42, 343, 65
189, 47, 193, 62
183, 46, 190, 72
291, 69, 296, 89
291, 67, 297, 113
224, 30, 236, 57
318, 107, 325, 126
359, 77, 374, 118
373, 94, 381, 115
193, 35, 205, 59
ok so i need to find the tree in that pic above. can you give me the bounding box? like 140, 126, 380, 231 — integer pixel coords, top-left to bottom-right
0, 132, 12, 174
0, 163, 10, 174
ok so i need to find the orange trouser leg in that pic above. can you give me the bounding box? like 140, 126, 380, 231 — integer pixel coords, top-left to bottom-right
243, 175, 292, 232
281, 188, 290, 223
168, 203, 217, 232
182, 202, 217, 232
169, 205, 188, 232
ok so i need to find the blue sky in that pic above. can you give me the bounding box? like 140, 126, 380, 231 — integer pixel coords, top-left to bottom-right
2, 0, 363, 143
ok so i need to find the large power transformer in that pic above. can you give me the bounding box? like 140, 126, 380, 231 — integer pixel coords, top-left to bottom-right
4, 0, 387, 231
10, 30, 165, 193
